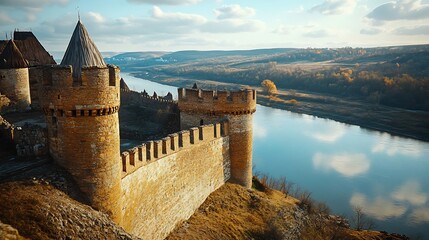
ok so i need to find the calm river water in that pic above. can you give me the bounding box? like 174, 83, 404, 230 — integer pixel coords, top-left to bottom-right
122, 72, 429, 239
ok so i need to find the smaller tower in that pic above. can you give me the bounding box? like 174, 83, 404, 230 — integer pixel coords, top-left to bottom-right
0, 40, 31, 110
178, 88, 256, 188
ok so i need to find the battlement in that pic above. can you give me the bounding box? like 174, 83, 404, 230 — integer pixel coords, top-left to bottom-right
121, 89, 176, 105
178, 88, 256, 115
38, 64, 119, 88
120, 121, 229, 178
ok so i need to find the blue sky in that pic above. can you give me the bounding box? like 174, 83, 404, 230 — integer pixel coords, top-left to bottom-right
1, 0, 429, 53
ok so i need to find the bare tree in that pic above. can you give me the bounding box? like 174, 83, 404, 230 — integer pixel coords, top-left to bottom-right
351, 206, 375, 231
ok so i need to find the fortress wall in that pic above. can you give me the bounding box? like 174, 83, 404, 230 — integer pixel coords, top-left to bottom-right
120, 122, 230, 239
28, 67, 42, 109
14, 123, 48, 158
180, 111, 225, 130
178, 88, 256, 114
0, 68, 31, 110
120, 89, 178, 112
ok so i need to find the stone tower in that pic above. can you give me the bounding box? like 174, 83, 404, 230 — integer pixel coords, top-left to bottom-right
38, 21, 122, 223
178, 87, 256, 188
0, 40, 31, 110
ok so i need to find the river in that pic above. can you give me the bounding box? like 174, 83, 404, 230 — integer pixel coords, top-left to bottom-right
121, 72, 429, 239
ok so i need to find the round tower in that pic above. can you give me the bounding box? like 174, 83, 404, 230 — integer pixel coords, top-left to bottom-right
38, 21, 122, 223
0, 40, 31, 110
178, 87, 256, 188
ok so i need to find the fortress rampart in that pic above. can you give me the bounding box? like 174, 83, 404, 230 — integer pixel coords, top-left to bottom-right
178, 87, 256, 188
178, 88, 256, 115
120, 122, 229, 177
38, 64, 122, 223
120, 88, 177, 113
119, 121, 230, 239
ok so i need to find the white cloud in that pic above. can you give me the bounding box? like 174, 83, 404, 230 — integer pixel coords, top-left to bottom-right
350, 192, 407, 220
408, 207, 429, 224
202, 19, 264, 33
367, 0, 429, 21
310, 0, 357, 15
0, 0, 69, 8
0, 0, 69, 25
127, 0, 200, 5
0, 11, 15, 25
372, 133, 424, 157
87, 12, 105, 23
273, 24, 291, 34
391, 181, 427, 206
360, 28, 382, 35
214, 4, 256, 19
313, 152, 370, 177
308, 126, 345, 143
394, 25, 429, 35
287, 6, 305, 14
302, 29, 333, 38
151, 6, 207, 25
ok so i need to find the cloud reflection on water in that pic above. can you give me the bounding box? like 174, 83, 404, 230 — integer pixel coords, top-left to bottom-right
372, 133, 424, 157
409, 207, 429, 224
350, 192, 407, 220
253, 124, 268, 139
309, 126, 346, 143
313, 152, 370, 177
391, 181, 427, 206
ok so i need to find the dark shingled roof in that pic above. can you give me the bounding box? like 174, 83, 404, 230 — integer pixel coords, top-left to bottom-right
13, 31, 56, 66
0, 40, 28, 69
0, 40, 7, 53
61, 20, 105, 78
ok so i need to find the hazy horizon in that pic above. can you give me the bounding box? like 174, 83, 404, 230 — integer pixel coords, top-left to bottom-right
2, 0, 429, 53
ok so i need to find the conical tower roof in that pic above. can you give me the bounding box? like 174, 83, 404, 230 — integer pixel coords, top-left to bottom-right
61, 20, 105, 78
0, 40, 28, 69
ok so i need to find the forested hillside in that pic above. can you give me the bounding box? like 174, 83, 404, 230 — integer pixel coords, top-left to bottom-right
106, 45, 429, 111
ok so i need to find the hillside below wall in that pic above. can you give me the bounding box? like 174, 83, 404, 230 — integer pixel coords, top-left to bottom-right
121, 136, 230, 239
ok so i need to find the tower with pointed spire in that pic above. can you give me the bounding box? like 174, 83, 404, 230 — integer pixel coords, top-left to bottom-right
38, 20, 122, 223
0, 40, 31, 110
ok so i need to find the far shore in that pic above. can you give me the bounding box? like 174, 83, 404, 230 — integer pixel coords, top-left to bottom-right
127, 71, 429, 143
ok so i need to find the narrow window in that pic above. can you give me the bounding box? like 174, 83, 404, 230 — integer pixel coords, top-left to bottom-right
109, 67, 116, 86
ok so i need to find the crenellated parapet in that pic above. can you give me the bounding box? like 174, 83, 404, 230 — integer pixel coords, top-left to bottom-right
121, 88, 176, 105
38, 64, 120, 115
178, 88, 256, 115
120, 121, 229, 178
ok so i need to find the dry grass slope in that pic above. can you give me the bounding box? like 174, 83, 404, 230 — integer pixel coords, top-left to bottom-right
168, 178, 409, 240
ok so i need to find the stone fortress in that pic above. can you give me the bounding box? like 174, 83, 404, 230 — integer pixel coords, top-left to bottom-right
0, 20, 256, 239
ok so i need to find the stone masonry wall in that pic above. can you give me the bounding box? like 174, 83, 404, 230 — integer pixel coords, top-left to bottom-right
38, 65, 123, 223
120, 122, 230, 239
14, 123, 48, 158
178, 87, 256, 188
0, 68, 31, 110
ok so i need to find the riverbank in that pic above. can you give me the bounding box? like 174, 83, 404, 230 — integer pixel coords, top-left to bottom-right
129, 72, 429, 142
